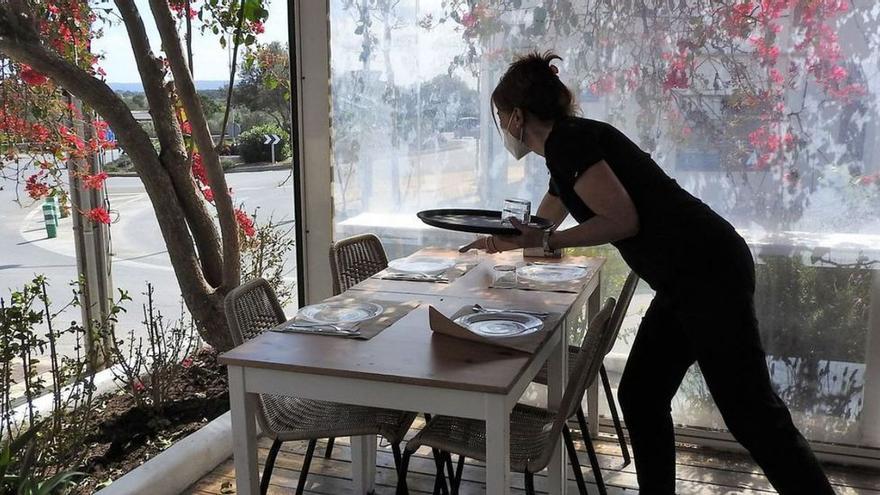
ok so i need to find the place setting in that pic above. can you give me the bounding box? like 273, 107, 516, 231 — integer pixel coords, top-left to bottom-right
272, 297, 419, 339
428, 303, 561, 354
371, 253, 479, 284
489, 261, 594, 294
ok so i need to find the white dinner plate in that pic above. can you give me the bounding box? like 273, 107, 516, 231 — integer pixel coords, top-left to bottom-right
298, 301, 384, 324
454, 312, 543, 338
387, 256, 456, 276
516, 264, 590, 284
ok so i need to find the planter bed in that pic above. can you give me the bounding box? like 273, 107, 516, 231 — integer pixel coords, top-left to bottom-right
70, 348, 229, 494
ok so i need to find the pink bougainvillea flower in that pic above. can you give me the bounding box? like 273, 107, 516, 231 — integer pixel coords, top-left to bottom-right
235, 208, 256, 238
191, 152, 209, 185
82, 171, 109, 190
181, 357, 193, 368
769, 68, 784, 85
461, 12, 477, 29
86, 207, 111, 224
20, 65, 49, 86
180, 120, 192, 135
25, 173, 50, 199
251, 21, 265, 34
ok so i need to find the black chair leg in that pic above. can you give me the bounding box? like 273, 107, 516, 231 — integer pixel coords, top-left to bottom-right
451, 454, 465, 495
296, 439, 318, 495
431, 448, 450, 495
391, 442, 402, 471
576, 407, 608, 495
563, 426, 588, 495
324, 436, 335, 458
260, 438, 282, 495
600, 364, 631, 466
396, 449, 413, 495
444, 452, 456, 490
524, 471, 536, 495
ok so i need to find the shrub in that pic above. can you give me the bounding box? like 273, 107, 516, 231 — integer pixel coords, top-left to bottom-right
238, 123, 290, 163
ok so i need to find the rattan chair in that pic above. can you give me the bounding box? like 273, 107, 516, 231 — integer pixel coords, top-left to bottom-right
329, 233, 389, 294
533, 269, 640, 476
224, 278, 417, 495
324, 234, 390, 459
396, 298, 618, 495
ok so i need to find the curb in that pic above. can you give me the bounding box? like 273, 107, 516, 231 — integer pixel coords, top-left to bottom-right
106, 162, 291, 178
94, 411, 253, 495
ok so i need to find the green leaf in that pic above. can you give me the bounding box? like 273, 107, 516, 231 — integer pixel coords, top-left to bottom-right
243, 0, 261, 21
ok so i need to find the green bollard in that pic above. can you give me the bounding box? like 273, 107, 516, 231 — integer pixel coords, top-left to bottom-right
48, 196, 61, 222
42, 202, 57, 239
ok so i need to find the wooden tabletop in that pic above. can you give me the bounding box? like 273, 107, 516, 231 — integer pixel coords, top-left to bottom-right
349, 248, 604, 298
219, 250, 605, 395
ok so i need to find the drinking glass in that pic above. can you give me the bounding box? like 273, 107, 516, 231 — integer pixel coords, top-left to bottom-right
501, 198, 531, 225
492, 264, 517, 288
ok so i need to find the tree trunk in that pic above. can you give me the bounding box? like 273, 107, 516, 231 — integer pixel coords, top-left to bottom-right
0, 3, 237, 350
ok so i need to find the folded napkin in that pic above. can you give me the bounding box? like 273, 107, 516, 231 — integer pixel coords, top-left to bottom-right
428, 306, 562, 354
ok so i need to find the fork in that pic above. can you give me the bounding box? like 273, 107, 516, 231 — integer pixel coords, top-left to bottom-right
282, 322, 361, 335
472, 304, 549, 318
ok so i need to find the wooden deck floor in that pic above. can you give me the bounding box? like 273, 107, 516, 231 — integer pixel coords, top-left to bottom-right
185, 419, 880, 494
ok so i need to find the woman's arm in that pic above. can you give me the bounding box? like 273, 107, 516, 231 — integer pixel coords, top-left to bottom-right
463, 160, 638, 253
536, 192, 568, 229
547, 160, 639, 250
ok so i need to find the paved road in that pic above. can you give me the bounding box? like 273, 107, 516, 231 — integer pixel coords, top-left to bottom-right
0, 142, 475, 388
1, 163, 298, 380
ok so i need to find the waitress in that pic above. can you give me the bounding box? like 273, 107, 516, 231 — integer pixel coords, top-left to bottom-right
462, 51, 834, 494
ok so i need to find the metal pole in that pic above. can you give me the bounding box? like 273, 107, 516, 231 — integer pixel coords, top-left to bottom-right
67, 96, 113, 369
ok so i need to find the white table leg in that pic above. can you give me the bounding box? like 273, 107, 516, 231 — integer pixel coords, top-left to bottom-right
547, 319, 569, 494
229, 365, 260, 495
351, 434, 377, 494
485, 396, 511, 495
586, 277, 602, 437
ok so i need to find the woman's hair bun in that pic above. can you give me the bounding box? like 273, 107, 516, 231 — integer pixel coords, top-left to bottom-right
492, 50, 575, 122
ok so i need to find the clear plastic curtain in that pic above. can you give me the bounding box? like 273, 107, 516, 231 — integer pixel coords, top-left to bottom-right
328, 0, 880, 448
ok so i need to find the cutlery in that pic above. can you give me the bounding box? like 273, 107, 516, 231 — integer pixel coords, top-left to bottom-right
528, 262, 591, 270
383, 272, 446, 282
471, 304, 549, 318
278, 322, 361, 336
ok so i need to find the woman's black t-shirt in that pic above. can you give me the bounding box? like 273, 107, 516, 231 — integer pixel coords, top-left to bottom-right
545, 116, 749, 293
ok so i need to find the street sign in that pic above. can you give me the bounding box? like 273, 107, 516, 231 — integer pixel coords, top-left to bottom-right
263, 134, 282, 163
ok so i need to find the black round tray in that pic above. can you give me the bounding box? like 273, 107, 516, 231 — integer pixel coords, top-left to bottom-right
417, 208, 552, 235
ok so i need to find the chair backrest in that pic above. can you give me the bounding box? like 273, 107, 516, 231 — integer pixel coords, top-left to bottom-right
329, 234, 389, 295
223, 278, 288, 435
534, 297, 616, 471
604, 270, 639, 356
224, 278, 287, 347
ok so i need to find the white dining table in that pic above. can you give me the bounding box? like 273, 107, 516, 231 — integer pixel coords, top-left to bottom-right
220, 249, 604, 494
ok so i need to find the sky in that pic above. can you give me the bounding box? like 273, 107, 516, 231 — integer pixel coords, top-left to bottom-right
91, 0, 466, 88
92, 0, 290, 83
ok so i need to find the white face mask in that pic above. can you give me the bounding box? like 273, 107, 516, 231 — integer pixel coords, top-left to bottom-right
503, 113, 530, 160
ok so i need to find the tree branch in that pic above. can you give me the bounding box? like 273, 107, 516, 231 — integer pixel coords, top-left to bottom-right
0, 3, 216, 314
114, 0, 224, 287
148, 0, 241, 290
218, 0, 246, 148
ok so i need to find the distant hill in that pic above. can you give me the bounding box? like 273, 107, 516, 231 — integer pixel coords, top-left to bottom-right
109, 80, 228, 92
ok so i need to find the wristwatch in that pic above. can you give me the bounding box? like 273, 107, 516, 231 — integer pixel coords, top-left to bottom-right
542, 229, 553, 254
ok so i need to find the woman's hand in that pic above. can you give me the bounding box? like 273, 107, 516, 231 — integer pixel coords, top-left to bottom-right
458, 219, 544, 253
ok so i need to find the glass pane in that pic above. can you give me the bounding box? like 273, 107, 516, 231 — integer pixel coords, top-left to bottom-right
328, 0, 880, 449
